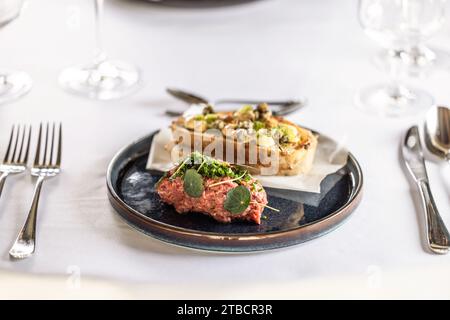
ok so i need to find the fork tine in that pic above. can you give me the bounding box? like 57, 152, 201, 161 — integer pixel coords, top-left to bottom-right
16, 125, 26, 164
3, 125, 15, 164
56, 123, 62, 167
23, 125, 32, 164
49, 123, 55, 166
10, 124, 21, 165
34, 123, 42, 167
42, 123, 49, 166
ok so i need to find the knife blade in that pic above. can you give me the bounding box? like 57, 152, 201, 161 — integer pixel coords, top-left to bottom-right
402, 125, 450, 254
402, 126, 428, 182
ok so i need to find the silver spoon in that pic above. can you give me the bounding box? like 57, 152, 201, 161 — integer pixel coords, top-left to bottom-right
165, 88, 307, 117
425, 105, 450, 163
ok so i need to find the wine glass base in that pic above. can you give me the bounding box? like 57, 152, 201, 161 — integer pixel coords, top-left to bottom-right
355, 84, 434, 117
0, 71, 32, 105
59, 59, 141, 100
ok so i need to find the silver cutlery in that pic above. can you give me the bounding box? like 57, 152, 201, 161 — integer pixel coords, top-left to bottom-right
165, 88, 307, 117
9, 123, 62, 259
425, 105, 450, 163
0, 125, 32, 200
402, 125, 450, 254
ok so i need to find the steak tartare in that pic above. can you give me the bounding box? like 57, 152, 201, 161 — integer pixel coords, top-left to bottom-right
156, 152, 269, 224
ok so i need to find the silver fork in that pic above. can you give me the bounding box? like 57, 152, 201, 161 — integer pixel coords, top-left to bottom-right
0, 125, 32, 200
9, 123, 62, 259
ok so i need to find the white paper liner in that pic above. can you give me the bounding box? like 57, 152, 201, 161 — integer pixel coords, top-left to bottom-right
146, 128, 348, 195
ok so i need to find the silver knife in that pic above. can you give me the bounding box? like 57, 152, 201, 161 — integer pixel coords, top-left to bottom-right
402, 125, 450, 254
165, 88, 307, 117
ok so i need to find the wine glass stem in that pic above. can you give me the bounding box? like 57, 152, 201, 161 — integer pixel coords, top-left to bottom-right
386, 49, 410, 100
94, 0, 106, 63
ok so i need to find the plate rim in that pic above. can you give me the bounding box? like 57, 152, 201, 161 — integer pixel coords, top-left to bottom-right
106, 130, 364, 241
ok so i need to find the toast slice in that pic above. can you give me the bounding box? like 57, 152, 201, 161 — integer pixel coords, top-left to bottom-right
168, 104, 318, 176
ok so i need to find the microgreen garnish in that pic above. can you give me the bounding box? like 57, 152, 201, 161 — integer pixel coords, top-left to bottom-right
197, 158, 206, 173
169, 152, 252, 183
208, 171, 248, 188
252, 182, 263, 192
183, 169, 204, 198
265, 204, 279, 212
169, 157, 190, 180
223, 185, 251, 215
160, 152, 277, 216
251, 202, 280, 212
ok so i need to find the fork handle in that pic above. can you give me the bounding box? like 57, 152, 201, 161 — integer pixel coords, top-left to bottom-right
418, 180, 450, 254
0, 172, 8, 200
9, 176, 45, 259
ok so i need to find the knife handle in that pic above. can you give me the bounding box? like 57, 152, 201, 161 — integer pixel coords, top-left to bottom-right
418, 180, 450, 254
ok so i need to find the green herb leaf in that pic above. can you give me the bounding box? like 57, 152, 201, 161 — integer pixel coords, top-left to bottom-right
223, 185, 251, 215
208, 171, 248, 188
183, 169, 204, 198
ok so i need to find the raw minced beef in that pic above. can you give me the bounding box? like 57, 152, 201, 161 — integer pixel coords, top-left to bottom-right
157, 175, 267, 224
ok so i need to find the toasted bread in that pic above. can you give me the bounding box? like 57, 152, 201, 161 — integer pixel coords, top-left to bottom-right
169, 108, 318, 176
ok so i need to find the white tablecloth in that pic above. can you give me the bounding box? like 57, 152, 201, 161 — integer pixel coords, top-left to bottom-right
1, 0, 450, 299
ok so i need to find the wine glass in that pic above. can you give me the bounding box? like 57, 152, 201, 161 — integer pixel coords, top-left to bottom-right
356, 0, 445, 117
0, 0, 32, 105
59, 0, 141, 100
374, 0, 447, 76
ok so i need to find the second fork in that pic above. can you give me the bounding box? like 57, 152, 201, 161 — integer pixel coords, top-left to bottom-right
9, 123, 62, 259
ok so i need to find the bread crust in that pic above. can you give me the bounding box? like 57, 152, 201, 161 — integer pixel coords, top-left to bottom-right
169, 114, 318, 176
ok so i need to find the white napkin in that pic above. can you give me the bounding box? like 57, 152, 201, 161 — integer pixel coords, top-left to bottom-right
146, 128, 348, 194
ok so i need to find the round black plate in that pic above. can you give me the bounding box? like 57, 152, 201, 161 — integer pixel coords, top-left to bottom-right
144, 0, 262, 8
107, 131, 363, 252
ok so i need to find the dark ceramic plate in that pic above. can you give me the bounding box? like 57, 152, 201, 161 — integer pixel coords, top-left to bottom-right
107, 130, 363, 253
144, 0, 261, 8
